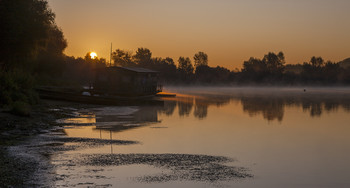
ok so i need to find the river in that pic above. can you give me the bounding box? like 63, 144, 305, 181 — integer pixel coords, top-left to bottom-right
20, 87, 350, 187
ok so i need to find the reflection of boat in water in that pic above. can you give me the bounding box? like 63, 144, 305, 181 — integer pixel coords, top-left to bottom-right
94, 106, 161, 132
37, 66, 175, 105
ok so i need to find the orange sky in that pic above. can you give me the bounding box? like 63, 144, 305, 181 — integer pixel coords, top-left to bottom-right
47, 0, 350, 70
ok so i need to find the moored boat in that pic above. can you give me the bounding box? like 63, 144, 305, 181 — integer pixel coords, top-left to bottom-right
36, 66, 175, 105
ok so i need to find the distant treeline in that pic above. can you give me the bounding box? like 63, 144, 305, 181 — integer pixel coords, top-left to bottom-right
60, 48, 350, 86
63, 48, 350, 86
239, 54, 350, 85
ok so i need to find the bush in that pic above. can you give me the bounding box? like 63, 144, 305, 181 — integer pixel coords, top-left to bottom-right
10, 101, 31, 116
0, 69, 38, 110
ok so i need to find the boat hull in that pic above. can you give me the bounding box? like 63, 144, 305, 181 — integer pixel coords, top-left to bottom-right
37, 88, 164, 106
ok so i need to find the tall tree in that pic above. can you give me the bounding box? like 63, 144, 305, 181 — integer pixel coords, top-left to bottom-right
0, 0, 67, 108
262, 52, 285, 74
242, 57, 267, 73
133, 48, 152, 67
240, 52, 285, 83
151, 57, 177, 83
0, 0, 57, 69
301, 56, 326, 83
178, 57, 194, 74
178, 57, 194, 81
164, 57, 175, 66
193, 51, 208, 68
112, 49, 134, 67
34, 25, 67, 77
310, 56, 324, 67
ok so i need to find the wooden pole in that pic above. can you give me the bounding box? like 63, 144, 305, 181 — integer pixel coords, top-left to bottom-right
110, 43, 112, 66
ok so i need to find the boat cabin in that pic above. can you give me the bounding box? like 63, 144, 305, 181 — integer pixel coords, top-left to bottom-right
93, 66, 162, 96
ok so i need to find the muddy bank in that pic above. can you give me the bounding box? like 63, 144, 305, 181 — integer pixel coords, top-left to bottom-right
4, 130, 139, 187
0, 100, 86, 141
1, 99, 254, 187
0, 100, 68, 187
0, 100, 134, 187
3, 127, 252, 187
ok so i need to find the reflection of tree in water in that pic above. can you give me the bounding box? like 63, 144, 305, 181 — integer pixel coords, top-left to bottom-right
241, 97, 284, 122
193, 96, 231, 119
178, 98, 194, 117
324, 101, 339, 112
299, 97, 350, 117
194, 104, 207, 119
94, 93, 350, 125
302, 102, 322, 117
159, 96, 230, 119
158, 101, 177, 116
176, 96, 232, 119
239, 94, 350, 121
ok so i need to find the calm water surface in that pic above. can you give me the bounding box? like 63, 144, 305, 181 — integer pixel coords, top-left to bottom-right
54, 87, 350, 187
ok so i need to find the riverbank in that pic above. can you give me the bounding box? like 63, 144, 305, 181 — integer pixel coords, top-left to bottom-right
0, 101, 58, 186
0, 94, 255, 187
0, 100, 83, 187
0, 100, 140, 187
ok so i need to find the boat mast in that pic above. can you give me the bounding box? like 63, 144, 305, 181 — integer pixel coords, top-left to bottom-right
110, 43, 112, 66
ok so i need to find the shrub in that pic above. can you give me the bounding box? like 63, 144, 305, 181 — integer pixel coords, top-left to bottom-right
10, 101, 31, 116
0, 69, 38, 113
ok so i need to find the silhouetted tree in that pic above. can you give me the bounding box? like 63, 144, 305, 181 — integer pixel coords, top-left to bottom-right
240, 52, 285, 83
242, 58, 266, 74
151, 57, 177, 83
301, 56, 325, 83
262, 52, 285, 74
84, 52, 107, 66
323, 61, 341, 83
0, 0, 68, 109
34, 25, 67, 78
178, 57, 194, 82
133, 48, 152, 68
112, 49, 134, 67
193, 51, 208, 68
195, 65, 231, 84
195, 65, 211, 83
164, 57, 175, 66
310, 56, 324, 67
0, 0, 56, 69
241, 57, 267, 82
339, 67, 350, 84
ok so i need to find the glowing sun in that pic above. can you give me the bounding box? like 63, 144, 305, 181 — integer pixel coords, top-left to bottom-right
90, 52, 97, 59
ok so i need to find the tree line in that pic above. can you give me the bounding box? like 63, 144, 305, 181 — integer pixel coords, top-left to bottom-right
68, 48, 350, 86
239, 53, 350, 85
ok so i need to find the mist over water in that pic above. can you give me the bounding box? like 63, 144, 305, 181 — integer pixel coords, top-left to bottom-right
51, 87, 350, 187
163, 86, 350, 121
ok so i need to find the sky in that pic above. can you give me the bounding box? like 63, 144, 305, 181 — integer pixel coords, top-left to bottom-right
47, 0, 350, 70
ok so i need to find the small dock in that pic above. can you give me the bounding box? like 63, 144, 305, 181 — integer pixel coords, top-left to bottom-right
155, 92, 176, 98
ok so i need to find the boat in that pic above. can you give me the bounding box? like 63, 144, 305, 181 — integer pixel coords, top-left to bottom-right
37, 66, 175, 105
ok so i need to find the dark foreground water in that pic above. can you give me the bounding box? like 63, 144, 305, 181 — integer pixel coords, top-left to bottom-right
48, 87, 350, 187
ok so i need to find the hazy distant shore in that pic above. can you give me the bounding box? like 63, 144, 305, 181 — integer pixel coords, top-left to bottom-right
164, 85, 350, 96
